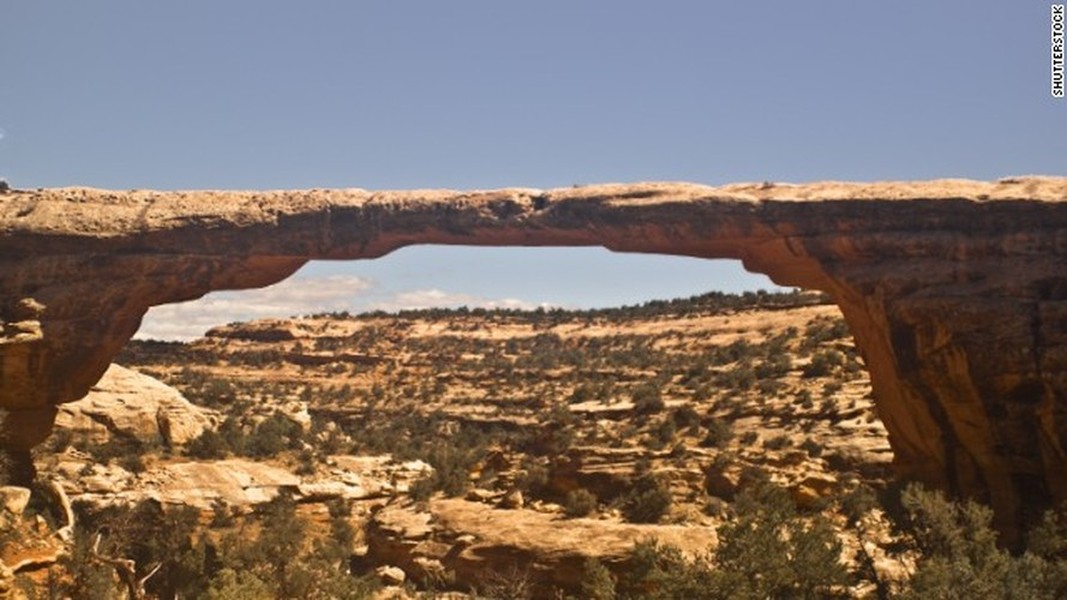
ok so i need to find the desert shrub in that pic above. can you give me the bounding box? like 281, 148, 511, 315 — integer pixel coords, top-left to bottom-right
568, 383, 596, 404
757, 378, 785, 396
818, 397, 839, 417
88, 437, 155, 469
222, 489, 308, 597
632, 384, 665, 416
795, 388, 815, 409
803, 349, 845, 378
699, 418, 735, 449
245, 412, 304, 458
579, 558, 617, 600
323, 499, 356, 560
647, 417, 677, 450
671, 405, 702, 430
712, 481, 849, 599
209, 489, 378, 599
63, 526, 125, 600
722, 338, 758, 363
616, 540, 716, 599
194, 376, 239, 408
799, 438, 824, 458
763, 434, 792, 450
564, 488, 599, 518
204, 569, 273, 600
756, 352, 792, 379
475, 565, 535, 600
185, 429, 230, 459
408, 474, 435, 502
217, 416, 248, 456
119, 452, 147, 474
717, 361, 756, 390
515, 457, 550, 498
64, 500, 208, 600
210, 499, 238, 528
622, 474, 672, 524
527, 419, 576, 456
892, 484, 1067, 599
406, 437, 486, 498
295, 448, 318, 475
801, 317, 850, 351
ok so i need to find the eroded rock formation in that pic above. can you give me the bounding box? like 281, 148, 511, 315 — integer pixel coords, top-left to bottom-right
1, 177, 1065, 537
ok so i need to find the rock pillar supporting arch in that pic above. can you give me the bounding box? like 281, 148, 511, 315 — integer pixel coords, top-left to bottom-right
0, 178, 1065, 538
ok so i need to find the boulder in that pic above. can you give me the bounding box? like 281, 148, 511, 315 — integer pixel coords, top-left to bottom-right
54, 364, 216, 447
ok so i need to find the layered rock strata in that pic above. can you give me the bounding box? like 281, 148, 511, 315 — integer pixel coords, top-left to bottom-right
0, 177, 1065, 537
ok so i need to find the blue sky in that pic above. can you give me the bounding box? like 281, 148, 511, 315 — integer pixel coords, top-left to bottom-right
3, 2, 1063, 338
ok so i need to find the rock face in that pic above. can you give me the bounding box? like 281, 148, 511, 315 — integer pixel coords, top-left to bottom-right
55, 364, 217, 447
366, 497, 719, 594
0, 178, 1065, 538
52, 453, 430, 511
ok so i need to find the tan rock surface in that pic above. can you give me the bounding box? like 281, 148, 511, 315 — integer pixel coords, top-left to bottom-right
1, 178, 1065, 537
54, 364, 217, 447
52, 453, 431, 511
366, 497, 719, 594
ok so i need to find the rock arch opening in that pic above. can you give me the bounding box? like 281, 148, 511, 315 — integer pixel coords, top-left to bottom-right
135, 248, 789, 341
0, 179, 1064, 541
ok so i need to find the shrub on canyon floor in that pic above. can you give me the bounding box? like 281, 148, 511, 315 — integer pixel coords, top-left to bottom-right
889, 483, 1067, 599
622, 473, 672, 524
609, 481, 849, 600
564, 488, 599, 518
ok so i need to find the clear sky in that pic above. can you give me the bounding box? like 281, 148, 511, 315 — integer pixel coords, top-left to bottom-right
3, 2, 1063, 339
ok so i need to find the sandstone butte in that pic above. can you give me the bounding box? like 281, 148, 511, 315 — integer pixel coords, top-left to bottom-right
0, 177, 1065, 538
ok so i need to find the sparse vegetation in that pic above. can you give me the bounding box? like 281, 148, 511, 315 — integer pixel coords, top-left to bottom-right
564, 488, 599, 518
23, 290, 1067, 597
40, 289, 983, 597
622, 473, 673, 524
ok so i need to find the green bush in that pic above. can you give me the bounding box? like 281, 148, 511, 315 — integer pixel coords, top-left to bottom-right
185, 429, 230, 460
515, 458, 550, 499
893, 484, 1067, 599
799, 438, 823, 458
579, 558, 617, 600
88, 438, 155, 469
564, 488, 598, 518
671, 405, 702, 430
763, 434, 792, 450
632, 384, 665, 416
717, 361, 756, 390
648, 417, 677, 450
615, 540, 715, 599
803, 349, 844, 378
712, 481, 849, 599
755, 352, 792, 379
245, 412, 304, 458
623, 474, 672, 524
699, 418, 735, 449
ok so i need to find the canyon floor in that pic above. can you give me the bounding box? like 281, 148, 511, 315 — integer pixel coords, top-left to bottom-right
6, 291, 906, 598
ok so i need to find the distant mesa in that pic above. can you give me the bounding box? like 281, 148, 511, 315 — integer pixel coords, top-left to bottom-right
0, 177, 1065, 539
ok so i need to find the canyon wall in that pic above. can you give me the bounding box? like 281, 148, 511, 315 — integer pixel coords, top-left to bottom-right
0, 177, 1065, 536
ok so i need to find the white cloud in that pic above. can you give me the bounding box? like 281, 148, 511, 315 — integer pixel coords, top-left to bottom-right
372, 288, 551, 312
136, 275, 372, 341
136, 277, 552, 341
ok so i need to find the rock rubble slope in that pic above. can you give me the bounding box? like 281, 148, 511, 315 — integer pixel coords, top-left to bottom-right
0, 177, 1065, 537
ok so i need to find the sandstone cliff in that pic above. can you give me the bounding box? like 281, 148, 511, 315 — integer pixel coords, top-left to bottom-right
0, 177, 1065, 538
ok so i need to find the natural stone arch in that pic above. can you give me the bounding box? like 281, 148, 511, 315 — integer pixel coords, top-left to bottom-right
0, 178, 1065, 540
